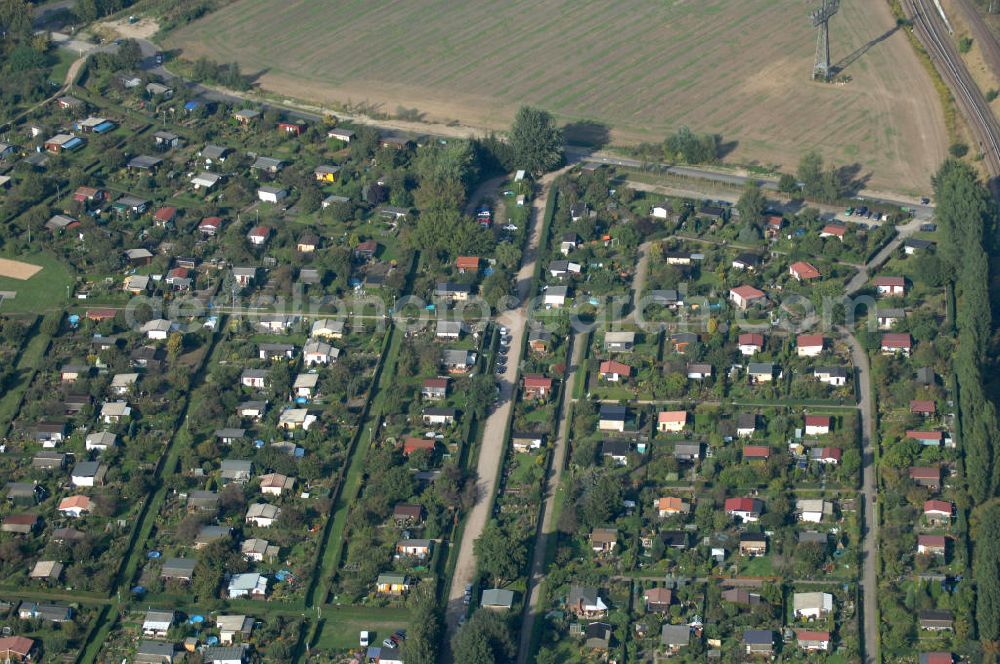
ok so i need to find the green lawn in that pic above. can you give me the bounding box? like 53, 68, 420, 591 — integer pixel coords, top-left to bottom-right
510, 452, 543, 485
313, 606, 410, 650
49, 48, 78, 85
0, 252, 73, 313
737, 555, 775, 576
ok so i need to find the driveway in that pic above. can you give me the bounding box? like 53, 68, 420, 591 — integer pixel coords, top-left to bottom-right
841, 328, 878, 663
844, 216, 923, 295
443, 168, 567, 655
625, 240, 653, 321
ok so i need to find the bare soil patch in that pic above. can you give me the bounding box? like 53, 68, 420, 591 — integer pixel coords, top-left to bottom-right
168, 0, 947, 193
102, 16, 160, 40
0, 259, 42, 280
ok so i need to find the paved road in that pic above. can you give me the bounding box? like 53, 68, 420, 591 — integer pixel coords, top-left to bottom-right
833, 210, 926, 664
840, 328, 878, 664
567, 147, 936, 220
843, 216, 925, 295
442, 167, 567, 653
624, 180, 930, 229
515, 330, 584, 663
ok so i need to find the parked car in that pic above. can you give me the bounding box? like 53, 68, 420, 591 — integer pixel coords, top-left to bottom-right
360, 631, 370, 647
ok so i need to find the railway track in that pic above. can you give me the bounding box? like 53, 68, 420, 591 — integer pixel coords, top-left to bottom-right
909, 0, 1000, 180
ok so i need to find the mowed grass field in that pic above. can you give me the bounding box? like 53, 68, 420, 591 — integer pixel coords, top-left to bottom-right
168, 0, 948, 193
0, 252, 72, 313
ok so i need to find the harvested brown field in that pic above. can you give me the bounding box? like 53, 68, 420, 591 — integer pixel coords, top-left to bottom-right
168, 0, 948, 193
0, 259, 42, 280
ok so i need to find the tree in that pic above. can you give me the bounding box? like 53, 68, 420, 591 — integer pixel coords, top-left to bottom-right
463, 374, 497, 422
481, 271, 511, 309
798, 150, 825, 199
297, 185, 321, 214
475, 520, 525, 586
736, 181, 765, 231
117, 39, 143, 70
450, 609, 516, 664
664, 126, 719, 164
8, 44, 45, 72
0, 0, 31, 39
509, 106, 564, 175
778, 172, 800, 195
578, 473, 622, 529
933, 159, 998, 501
495, 243, 521, 270
74, 0, 98, 22
402, 588, 441, 664
166, 332, 183, 359
973, 501, 1000, 643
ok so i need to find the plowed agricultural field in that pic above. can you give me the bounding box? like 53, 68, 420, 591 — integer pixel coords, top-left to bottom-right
168, 0, 948, 192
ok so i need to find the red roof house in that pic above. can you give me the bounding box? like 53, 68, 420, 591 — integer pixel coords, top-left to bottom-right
402, 437, 436, 456
738, 333, 763, 355
789, 261, 821, 281
924, 500, 954, 519
199, 216, 222, 235
795, 630, 831, 652
86, 309, 117, 321
910, 400, 936, 416
456, 256, 480, 273
73, 186, 104, 203
657, 411, 688, 432
152, 206, 177, 227
743, 445, 771, 461
881, 333, 912, 354
805, 415, 831, 435
874, 276, 906, 295
796, 334, 825, 356
815, 447, 842, 464
0, 636, 35, 661
599, 360, 632, 382
725, 497, 763, 520
919, 654, 953, 664
278, 121, 304, 135
248, 225, 271, 245
918, 535, 947, 554
820, 223, 847, 239
355, 240, 378, 260
523, 375, 553, 399
730, 285, 766, 309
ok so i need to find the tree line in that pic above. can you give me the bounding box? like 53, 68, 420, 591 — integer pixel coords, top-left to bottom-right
932, 159, 1000, 653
